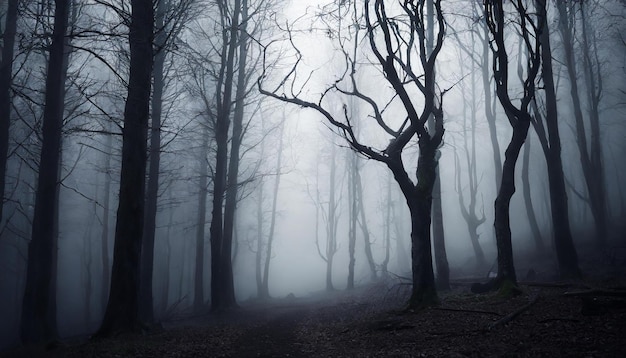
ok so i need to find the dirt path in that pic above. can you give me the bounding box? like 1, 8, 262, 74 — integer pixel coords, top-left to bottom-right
231, 305, 311, 357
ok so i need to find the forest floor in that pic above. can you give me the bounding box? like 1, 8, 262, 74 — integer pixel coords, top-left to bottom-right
4, 250, 626, 357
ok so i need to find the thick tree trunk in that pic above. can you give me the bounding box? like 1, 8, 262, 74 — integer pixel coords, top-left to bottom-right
140, 2, 166, 324
0, 0, 18, 224
388, 146, 438, 309
97, 0, 153, 336
20, 0, 70, 344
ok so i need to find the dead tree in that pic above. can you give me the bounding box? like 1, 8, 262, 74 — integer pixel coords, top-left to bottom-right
260, 0, 447, 308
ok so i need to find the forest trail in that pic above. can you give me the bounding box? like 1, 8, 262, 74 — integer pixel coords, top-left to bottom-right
230, 303, 311, 357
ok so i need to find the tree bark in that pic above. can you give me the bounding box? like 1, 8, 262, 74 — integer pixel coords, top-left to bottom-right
97, 0, 153, 336
20, 0, 69, 344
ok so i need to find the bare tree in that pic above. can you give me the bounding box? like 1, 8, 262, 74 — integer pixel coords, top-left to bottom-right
260, 0, 447, 308
473, 0, 543, 293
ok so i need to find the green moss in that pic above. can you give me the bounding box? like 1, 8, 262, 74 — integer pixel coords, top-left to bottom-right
497, 279, 522, 298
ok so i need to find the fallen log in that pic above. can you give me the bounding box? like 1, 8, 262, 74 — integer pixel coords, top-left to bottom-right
563, 289, 626, 298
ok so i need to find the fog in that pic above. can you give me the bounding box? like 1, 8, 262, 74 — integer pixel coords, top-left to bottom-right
1, 0, 625, 350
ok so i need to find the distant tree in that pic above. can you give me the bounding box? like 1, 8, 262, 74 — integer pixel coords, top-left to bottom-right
453, 31, 487, 270
258, 120, 284, 298
96, 0, 153, 336
531, 0, 580, 278
556, 1, 608, 248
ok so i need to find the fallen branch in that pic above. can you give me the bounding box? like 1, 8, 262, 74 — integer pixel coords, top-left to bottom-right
486, 293, 540, 331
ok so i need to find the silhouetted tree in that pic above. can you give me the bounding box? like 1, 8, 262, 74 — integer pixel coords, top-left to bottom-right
477, 0, 542, 292
96, 0, 154, 336
260, 0, 447, 308
20, 0, 70, 344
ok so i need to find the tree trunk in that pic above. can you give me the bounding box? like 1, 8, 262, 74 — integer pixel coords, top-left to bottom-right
388, 146, 438, 309
20, 0, 70, 344
347, 151, 357, 289
261, 121, 283, 297
140, 0, 166, 324
256, 175, 265, 298
100, 130, 112, 314
210, 0, 241, 311
97, 0, 153, 336
522, 136, 545, 252
538, 0, 580, 278
326, 143, 338, 292
409, 151, 438, 308
0, 0, 18, 224
219, 0, 248, 308
355, 162, 377, 281
426, 0, 449, 292
194, 126, 208, 312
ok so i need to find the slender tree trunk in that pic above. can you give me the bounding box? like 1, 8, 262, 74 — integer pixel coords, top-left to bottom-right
210, 0, 241, 311
20, 0, 70, 344
326, 143, 338, 292
0, 0, 18, 224
140, 0, 166, 324
347, 151, 357, 289
538, 0, 580, 278
355, 163, 377, 281
220, 0, 248, 308
521, 135, 545, 252
261, 121, 284, 297
481, 20, 502, 188
426, 0, 449, 291
194, 127, 208, 312
100, 131, 112, 313
256, 178, 265, 297
97, 0, 153, 336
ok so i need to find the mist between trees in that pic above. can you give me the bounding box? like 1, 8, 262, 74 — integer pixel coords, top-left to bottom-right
0, 0, 625, 349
